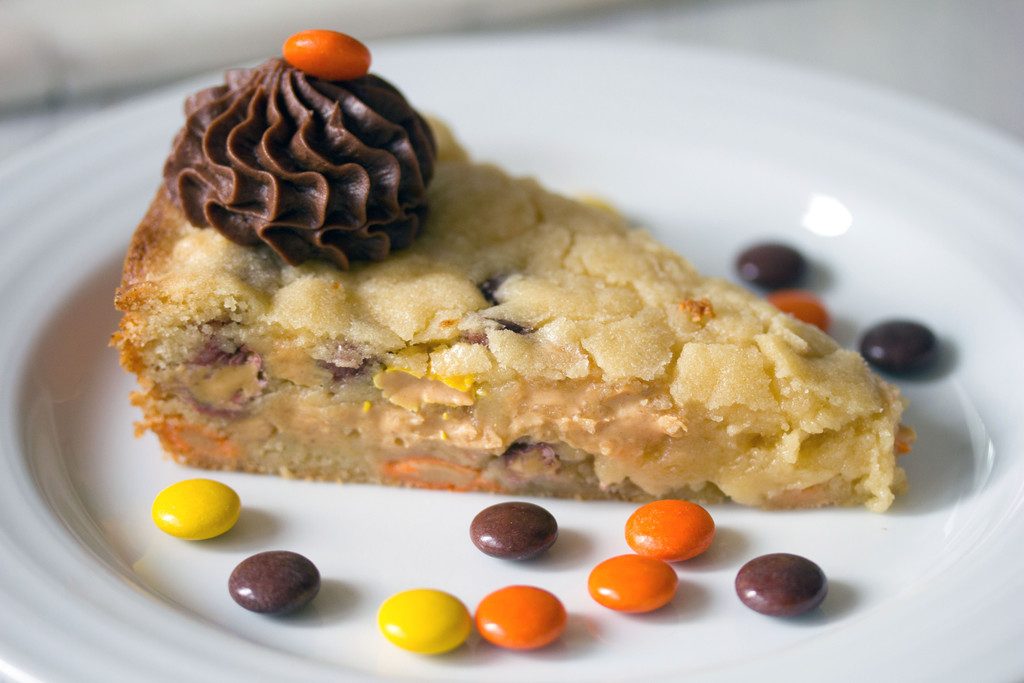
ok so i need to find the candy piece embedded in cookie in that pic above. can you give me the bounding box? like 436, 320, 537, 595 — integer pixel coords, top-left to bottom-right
113, 33, 911, 511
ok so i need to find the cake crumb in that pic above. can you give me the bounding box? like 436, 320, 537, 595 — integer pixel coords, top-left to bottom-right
679, 298, 715, 324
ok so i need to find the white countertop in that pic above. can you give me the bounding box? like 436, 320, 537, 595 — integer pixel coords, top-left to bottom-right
1, 0, 1021, 159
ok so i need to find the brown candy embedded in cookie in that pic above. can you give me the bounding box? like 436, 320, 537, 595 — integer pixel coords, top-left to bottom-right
163, 58, 436, 269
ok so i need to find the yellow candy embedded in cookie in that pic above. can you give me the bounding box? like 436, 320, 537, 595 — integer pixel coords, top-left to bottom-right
151, 479, 240, 540
373, 367, 474, 410
431, 373, 474, 393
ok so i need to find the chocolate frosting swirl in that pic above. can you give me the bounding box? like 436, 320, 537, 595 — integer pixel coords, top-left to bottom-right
163, 58, 436, 268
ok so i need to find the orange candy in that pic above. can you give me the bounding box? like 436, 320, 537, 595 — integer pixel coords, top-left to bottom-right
625, 500, 715, 562
475, 586, 567, 650
282, 30, 372, 81
766, 289, 830, 331
588, 554, 678, 613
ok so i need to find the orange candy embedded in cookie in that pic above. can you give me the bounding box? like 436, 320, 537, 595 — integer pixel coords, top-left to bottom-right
475, 586, 567, 650
282, 30, 372, 81
625, 499, 715, 562
588, 554, 678, 613
766, 289, 830, 332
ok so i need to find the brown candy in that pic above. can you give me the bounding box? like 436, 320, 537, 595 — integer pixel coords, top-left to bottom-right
735, 553, 827, 616
860, 320, 938, 373
470, 502, 558, 560
229, 550, 320, 614
736, 242, 807, 289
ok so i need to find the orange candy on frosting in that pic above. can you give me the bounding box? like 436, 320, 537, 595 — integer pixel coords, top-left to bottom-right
283, 30, 371, 81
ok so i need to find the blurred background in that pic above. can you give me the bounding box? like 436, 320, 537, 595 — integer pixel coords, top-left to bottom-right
1, 0, 1022, 158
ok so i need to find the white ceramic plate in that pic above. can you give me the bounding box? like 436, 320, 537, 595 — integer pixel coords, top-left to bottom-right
2, 35, 1023, 683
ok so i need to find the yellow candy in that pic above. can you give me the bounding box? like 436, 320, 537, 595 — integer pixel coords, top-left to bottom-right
377, 589, 472, 654
151, 479, 240, 540
432, 373, 474, 392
